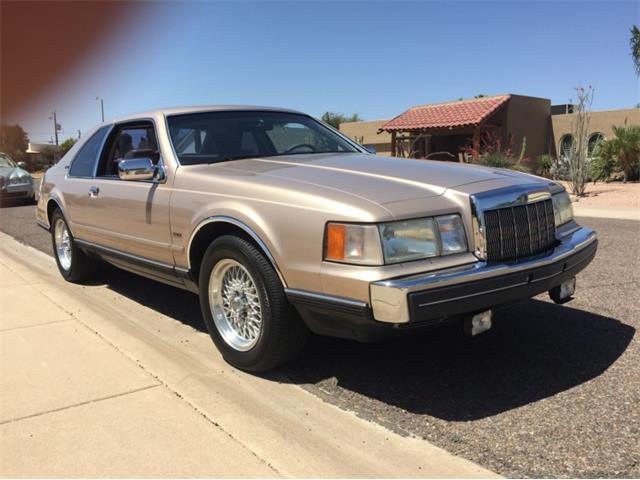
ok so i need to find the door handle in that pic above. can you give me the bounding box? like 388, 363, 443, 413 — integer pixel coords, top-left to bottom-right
88, 186, 99, 198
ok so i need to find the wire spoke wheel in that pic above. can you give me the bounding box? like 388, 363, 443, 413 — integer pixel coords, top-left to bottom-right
209, 259, 263, 351
54, 218, 72, 271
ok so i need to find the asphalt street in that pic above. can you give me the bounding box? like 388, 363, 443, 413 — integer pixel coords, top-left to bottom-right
1, 201, 638, 478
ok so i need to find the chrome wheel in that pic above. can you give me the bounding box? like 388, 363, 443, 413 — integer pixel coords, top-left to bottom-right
209, 259, 263, 351
54, 218, 72, 271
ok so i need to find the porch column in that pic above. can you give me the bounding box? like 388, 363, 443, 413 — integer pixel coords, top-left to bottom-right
472, 126, 481, 161
391, 131, 397, 157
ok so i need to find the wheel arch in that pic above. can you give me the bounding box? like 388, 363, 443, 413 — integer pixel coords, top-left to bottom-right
187, 216, 288, 288
46, 197, 65, 225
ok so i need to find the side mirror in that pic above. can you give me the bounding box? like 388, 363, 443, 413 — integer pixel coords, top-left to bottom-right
364, 145, 377, 155
118, 158, 158, 181
17, 161, 27, 169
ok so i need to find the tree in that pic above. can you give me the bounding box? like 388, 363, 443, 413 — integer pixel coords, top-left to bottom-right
0, 124, 29, 162
40, 146, 57, 164
631, 25, 640, 76
613, 125, 640, 181
592, 125, 640, 182
59, 138, 77, 157
567, 86, 594, 196
320, 112, 362, 129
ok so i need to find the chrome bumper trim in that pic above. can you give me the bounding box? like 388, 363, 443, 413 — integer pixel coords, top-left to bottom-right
370, 226, 597, 323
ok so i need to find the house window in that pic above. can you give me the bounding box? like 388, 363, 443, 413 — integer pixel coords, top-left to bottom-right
588, 133, 605, 156
559, 134, 574, 159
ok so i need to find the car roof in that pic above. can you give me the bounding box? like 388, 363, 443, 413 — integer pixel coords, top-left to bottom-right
110, 105, 306, 123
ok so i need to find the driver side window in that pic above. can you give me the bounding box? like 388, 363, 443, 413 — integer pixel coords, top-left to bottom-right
97, 122, 159, 177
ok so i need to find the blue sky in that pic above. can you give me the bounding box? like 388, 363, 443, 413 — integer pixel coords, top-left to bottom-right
22, 0, 639, 143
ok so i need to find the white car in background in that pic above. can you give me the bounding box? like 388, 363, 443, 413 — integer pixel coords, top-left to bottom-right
0, 152, 35, 204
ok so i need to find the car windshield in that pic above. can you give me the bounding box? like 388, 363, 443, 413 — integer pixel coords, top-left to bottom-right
0, 154, 17, 168
167, 111, 360, 165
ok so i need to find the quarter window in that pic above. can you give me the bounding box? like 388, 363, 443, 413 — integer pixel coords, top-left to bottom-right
68, 126, 110, 177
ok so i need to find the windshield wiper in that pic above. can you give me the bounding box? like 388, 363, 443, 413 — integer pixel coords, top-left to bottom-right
268, 151, 353, 158
208, 155, 261, 164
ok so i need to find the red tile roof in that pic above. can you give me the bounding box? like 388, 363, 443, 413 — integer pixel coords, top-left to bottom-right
381, 95, 511, 132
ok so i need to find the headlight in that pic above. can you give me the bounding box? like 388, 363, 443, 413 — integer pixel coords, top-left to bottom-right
379, 218, 439, 263
324, 214, 468, 266
552, 191, 573, 227
324, 223, 384, 265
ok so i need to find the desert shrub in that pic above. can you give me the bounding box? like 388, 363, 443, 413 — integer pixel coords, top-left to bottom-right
463, 131, 530, 173
550, 156, 571, 180
590, 140, 619, 182
536, 154, 554, 177
590, 125, 640, 182
479, 152, 530, 173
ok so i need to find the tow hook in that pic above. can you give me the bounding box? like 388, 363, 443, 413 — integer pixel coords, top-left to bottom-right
463, 309, 493, 336
549, 277, 576, 304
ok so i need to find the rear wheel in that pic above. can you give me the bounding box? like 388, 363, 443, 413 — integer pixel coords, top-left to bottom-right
50, 209, 100, 282
198, 235, 309, 372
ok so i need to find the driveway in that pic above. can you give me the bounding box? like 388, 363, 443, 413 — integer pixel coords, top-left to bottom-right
1, 203, 638, 477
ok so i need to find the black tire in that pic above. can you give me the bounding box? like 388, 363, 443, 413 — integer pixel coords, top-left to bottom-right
198, 235, 309, 372
50, 208, 99, 282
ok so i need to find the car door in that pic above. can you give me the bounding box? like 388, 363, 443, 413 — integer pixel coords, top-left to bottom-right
80, 120, 174, 265
63, 125, 112, 241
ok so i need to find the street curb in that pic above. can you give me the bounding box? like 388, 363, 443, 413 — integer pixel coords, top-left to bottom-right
573, 205, 640, 221
0, 231, 500, 479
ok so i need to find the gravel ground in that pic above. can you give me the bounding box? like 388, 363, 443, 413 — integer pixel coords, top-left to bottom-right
559, 181, 640, 209
1, 203, 638, 478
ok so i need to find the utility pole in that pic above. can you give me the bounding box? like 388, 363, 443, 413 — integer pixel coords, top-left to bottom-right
51, 111, 59, 146
96, 96, 104, 122
77, 129, 82, 139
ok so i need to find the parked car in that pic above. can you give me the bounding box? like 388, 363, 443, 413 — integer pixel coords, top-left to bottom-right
36, 106, 597, 371
0, 152, 35, 204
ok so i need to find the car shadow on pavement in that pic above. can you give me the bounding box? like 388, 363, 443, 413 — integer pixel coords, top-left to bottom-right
280, 299, 635, 421
104, 266, 207, 332
102, 267, 634, 421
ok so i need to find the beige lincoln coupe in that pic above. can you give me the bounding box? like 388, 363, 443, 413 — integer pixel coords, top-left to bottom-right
37, 106, 597, 371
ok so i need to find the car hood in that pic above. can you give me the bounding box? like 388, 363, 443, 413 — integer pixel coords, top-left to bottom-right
0, 166, 30, 179
220, 153, 550, 204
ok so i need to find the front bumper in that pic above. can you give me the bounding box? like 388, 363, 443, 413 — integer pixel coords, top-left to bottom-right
287, 226, 597, 342
370, 226, 597, 323
0, 183, 34, 199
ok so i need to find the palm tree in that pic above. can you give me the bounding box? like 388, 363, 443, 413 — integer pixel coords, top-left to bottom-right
614, 125, 640, 181
593, 126, 640, 182
631, 25, 640, 76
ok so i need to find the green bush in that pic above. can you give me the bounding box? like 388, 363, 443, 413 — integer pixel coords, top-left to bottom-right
536, 154, 554, 178
479, 152, 530, 173
590, 125, 640, 182
590, 141, 618, 182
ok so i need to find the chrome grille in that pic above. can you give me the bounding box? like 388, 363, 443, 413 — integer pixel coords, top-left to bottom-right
483, 199, 556, 262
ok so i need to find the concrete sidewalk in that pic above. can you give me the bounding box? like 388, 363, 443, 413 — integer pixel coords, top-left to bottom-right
573, 204, 640, 221
0, 232, 497, 478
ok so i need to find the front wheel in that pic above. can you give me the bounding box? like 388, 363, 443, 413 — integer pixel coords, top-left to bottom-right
198, 235, 309, 372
